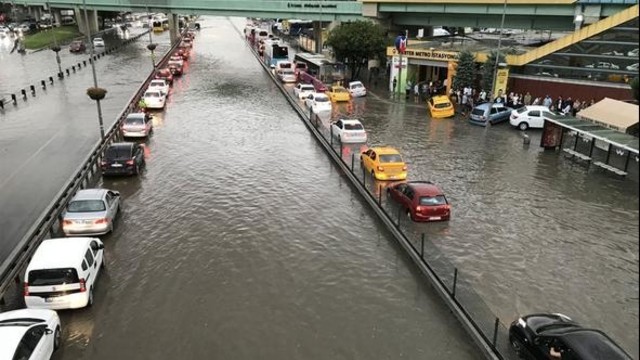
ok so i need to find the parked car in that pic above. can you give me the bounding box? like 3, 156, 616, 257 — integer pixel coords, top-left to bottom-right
92, 37, 105, 47
509, 105, 553, 130
469, 102, 513, 126
360, 146, 407, 181
585, 62, 619, 70
121, 112, 153, 138
101, 142, 146, 176
293, 61, 308, 78
330, 118, 367, 143
16, 23, 31, 34
601, 50, 624, 56
276, 68, 297, 83
61, 189, 120, 236
428, 95, 455, 118
386, 181, 451, 222
626, 63, 638, 71
143, 89, 166, 110
347, 81, 367, 97
176, 48, 189, 60
148, 79, 169, 96
154, 68, 174, 85
0, 309, 61, 359
69, 40, 86, 53
180, 37, 193, 48
304, 92, 332, 114
24, 237, 104, 310
294, 83, 315, 99
168, 60, 184, 76
169, 54, 184, 66
326, 85, 351, 102
509, 313, 632, 360
628, 48, 639, 57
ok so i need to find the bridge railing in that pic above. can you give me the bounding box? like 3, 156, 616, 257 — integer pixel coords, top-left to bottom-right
240, 23, 518, 360
0, 30, 188, 305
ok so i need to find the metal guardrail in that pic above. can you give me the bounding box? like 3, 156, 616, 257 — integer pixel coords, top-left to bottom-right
234, 21, 515, 360
0, 29, 189, 303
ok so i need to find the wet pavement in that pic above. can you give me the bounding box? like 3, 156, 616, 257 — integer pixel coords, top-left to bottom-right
0, 15, 637, 359
0, 29, 172, 262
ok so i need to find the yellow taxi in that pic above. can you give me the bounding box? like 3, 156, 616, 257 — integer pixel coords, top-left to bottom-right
360, 147, 408, 181
326, 85, 352, 102
428, 95, 455, 118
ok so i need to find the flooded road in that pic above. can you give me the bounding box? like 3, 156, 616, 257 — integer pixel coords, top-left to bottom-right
0, 30, 173, 262
44, 17, 480, 359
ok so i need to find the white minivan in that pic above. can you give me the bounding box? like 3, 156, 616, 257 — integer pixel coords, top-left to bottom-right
509, 105, 553, 130
24, 237, 105, 310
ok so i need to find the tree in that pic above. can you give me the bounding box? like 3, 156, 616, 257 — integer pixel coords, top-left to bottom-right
325, 20, 386, 81
481, 50, 506, 92
630, 77, 639, 102
452, 50, 476, 91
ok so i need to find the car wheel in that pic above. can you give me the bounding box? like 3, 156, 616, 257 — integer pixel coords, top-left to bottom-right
53, 326, 61, 350
510, 337, 523, 358
518, 122, 528, 131
87, 287, 94, 307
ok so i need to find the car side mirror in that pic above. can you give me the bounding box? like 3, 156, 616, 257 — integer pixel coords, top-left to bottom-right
45, 328, 53, 335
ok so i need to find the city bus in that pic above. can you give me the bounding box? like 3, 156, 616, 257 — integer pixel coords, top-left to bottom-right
293, 52, 345, 84
264, 44, 289, 68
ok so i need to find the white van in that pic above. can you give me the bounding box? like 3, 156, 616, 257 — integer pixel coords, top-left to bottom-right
348, 81, 367, 97
24, 237, 105, 310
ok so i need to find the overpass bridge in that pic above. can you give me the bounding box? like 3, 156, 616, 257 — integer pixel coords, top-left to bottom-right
3, 0, 638, 29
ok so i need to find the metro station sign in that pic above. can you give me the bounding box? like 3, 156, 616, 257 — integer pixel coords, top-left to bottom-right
387, 47, 459, 62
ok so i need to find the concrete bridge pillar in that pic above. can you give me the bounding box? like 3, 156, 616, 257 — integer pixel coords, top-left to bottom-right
169, 13, 179, 44
76, 7, 99, 35
29, 6, 42, 21
313, 20, 323, 54
53, 9, 62, 27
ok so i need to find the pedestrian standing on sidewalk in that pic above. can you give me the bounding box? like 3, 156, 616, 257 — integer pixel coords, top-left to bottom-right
524, 92, 532, 105
414, 83, 420, 103
392, 76, 398, 93
405, 80, 412, 100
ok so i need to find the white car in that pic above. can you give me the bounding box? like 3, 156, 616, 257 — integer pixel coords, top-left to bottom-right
148, 79, 169, 96
304, 92, 332, 114
143, 90, 166, 109
509, 105, 554, 130
0, 309, 61, 360
601, 50, 623, 56
276, 69, 296, 83
626, 63, 639, 71
347, 81, 367, 97
627, 48, 638, 57
331, 118, 367, 143
585, 62, 619, 70
294, 83, 315, 99
92, 37, 105, 47
61, 188, 121, 236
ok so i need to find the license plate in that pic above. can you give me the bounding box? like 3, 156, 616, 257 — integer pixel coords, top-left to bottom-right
44, 297, 54, 303
83, 220, 93, 224
429, 216, 441, 221
111, 163, 123, 167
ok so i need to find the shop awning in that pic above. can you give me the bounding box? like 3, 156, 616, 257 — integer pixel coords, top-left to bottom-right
576, 97, 639, 133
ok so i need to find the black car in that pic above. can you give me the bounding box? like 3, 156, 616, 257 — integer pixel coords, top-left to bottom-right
509, 313, 632, 360
101, 142, 145, 176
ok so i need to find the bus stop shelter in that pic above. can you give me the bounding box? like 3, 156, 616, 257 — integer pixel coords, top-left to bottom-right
540, 111, 639, 181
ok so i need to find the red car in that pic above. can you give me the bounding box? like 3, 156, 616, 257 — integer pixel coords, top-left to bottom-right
154, 68, 174, 85
176, 48, 189, 60
386, 181, 451, 222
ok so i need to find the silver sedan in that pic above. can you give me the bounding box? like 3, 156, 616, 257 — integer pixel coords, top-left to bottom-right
61, 188, 120, 236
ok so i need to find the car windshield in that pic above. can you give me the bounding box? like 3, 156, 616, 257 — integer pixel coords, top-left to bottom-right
333, 88, 347, 93
28, 268, 79, 286
125, 117, 144, 125
419, 195, 447, 206
301, 86, 314, 91
67, 199, 106, 212
150, 82, 164, 87
344, 123, 364, 130
315, 96, 329, 102
471, 108, 486, 116
105, 146, 132, 160
517, 107, 528, 114
282, 70, 295, 75
145, 92, 160, 98
379, 154, 403, 163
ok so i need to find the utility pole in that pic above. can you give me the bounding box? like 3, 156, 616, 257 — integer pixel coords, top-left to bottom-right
82, 0, 105, 138
396, 30, 408, 96
489, 0, 508, 103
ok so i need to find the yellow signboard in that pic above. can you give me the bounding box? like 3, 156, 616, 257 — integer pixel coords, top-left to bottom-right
387, 47, 459, 62
493, 68, 509, 99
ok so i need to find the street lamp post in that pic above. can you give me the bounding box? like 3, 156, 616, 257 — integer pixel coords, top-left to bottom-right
82, 0, 105, 138
146, 8, 156, 69
47, 2, 63, 78
489, 0, 508, 104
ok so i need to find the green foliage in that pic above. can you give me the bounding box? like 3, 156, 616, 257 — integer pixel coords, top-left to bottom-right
325, 20, 386, 81
22, 26, 82, 49
452, 50, 476, 91
630, 77, 639, 101
481, 50, 506, 92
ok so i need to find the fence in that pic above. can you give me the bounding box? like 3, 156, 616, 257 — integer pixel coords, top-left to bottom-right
239, 23, 518, 360
0, 30, 150, 111
0, 29, 187, 305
